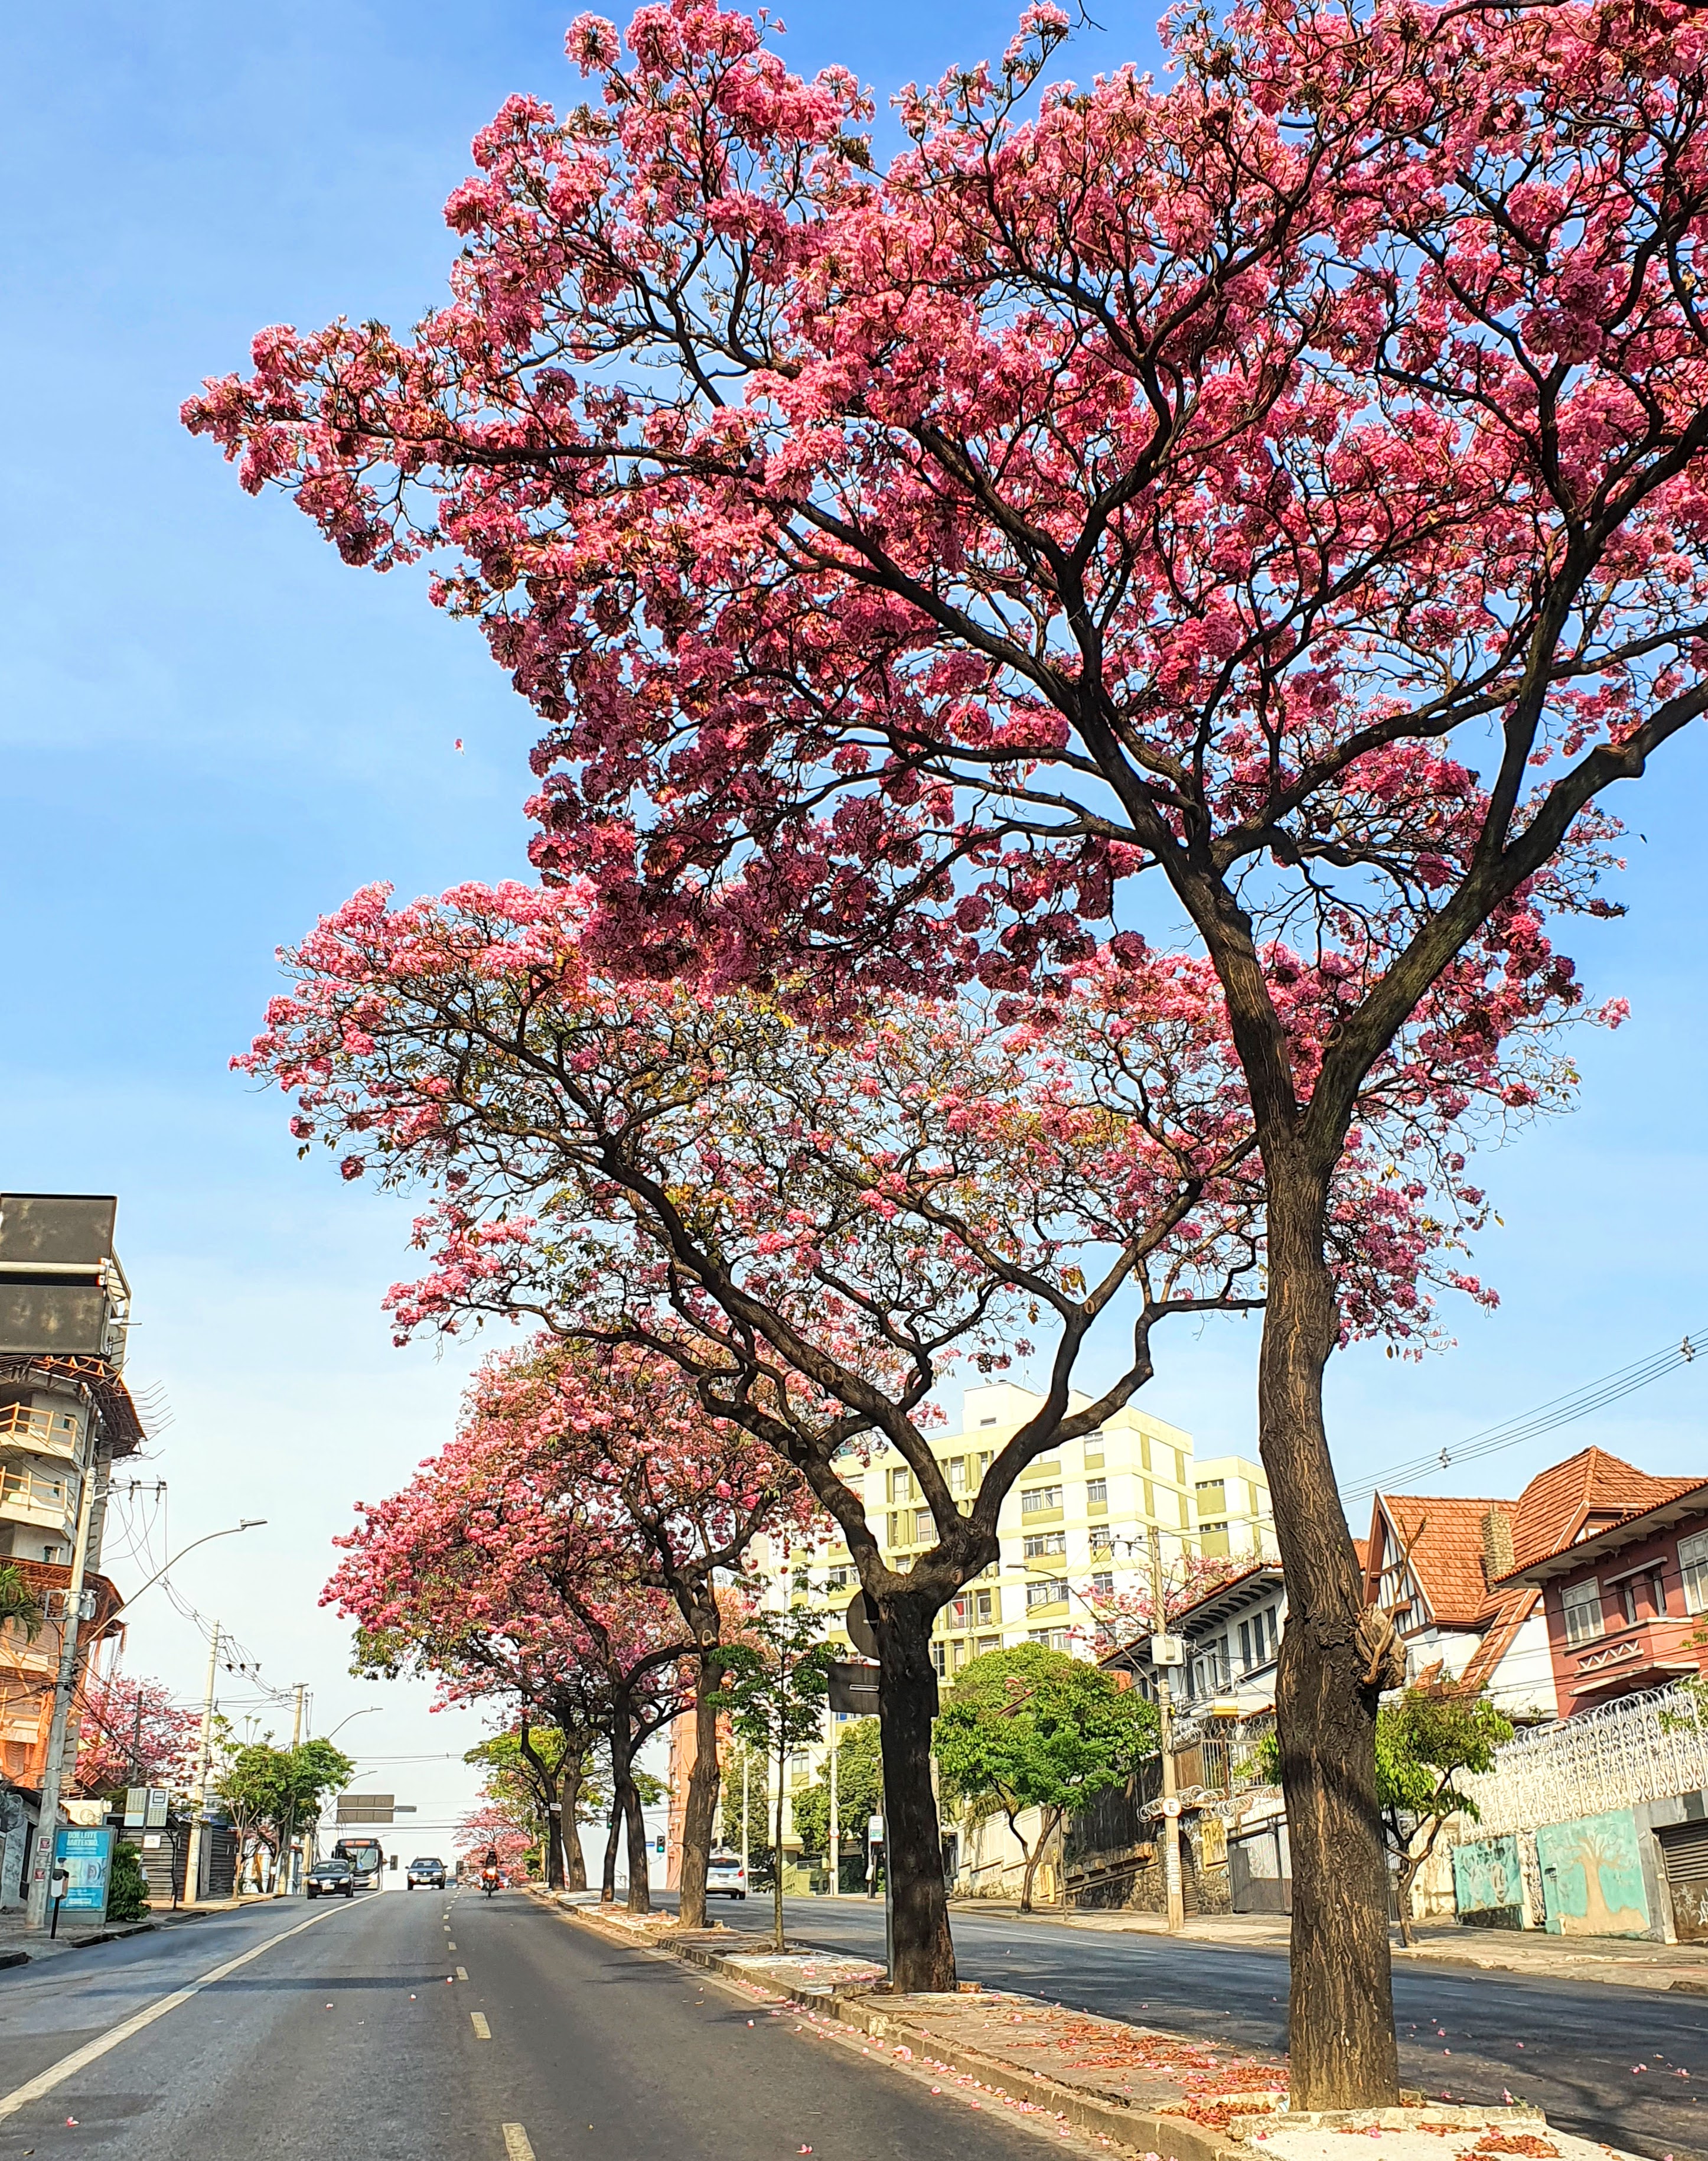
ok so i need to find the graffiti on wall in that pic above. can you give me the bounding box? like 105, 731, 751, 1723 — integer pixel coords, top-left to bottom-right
1452, 1834, 1523, 1918
1534, 1808, 1649, 1937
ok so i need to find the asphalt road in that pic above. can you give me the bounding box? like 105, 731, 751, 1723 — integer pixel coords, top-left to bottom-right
0, 1887, 1087, 2161
667, 1891, 1706, 2161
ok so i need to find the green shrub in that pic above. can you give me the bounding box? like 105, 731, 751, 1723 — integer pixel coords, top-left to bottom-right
107, 1841, 150, 1922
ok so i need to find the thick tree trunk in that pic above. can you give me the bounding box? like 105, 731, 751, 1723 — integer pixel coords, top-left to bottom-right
874, 1590, 955, 1993
1261, 1166, 1399, 2109
623, 1775, 651, 1914
560, 1753, 588, 1891
677, 1648, 725, 1931
518, 1725, 564, 1890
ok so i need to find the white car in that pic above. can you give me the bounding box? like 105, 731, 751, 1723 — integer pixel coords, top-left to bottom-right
706, 1851, 747, 1899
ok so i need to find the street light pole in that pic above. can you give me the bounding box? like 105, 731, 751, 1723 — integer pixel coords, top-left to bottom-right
25, 1450, 104, 1930
827, 1701, 840, 1898
182, 1622, 221, 1908
1148, 1527, 1185, 1934
106, 1520, 266, 1625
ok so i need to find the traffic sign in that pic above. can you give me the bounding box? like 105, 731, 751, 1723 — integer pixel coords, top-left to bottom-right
843, 1591, 879, 1659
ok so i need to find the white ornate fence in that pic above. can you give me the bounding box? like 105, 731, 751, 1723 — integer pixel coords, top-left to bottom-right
1459, 1683, 1708, 1837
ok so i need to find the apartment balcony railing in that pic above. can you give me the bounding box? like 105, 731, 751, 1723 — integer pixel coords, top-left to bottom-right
0, 1463, 76, 1527
0, 1401, 83, 1462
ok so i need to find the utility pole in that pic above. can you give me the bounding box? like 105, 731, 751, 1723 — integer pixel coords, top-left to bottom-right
182, 1624, 220, 1907
25, 1444, 104, 1931
827, 1703, 840, 1898
1148, 1526, 1185, 1935
741, 1749, 750, 1888
282, 1683, 306, 1896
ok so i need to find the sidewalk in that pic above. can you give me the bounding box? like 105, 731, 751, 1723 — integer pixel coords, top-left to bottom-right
951, 1897, 1708, 1993
546, 1894, 1644, 2161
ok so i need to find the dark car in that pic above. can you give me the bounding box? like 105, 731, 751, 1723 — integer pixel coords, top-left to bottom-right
306, 1856, 355, 1899
406, 1857, 447, 1889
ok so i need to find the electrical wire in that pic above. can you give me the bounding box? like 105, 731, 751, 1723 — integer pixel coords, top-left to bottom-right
1340, 1326, 1704, 1507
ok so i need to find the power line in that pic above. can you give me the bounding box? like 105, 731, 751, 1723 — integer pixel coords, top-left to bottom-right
1341, 1327, 1704, 1508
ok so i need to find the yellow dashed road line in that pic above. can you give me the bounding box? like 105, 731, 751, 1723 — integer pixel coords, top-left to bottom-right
471, 2012, 492, 2040
502, 2127, 534, 2160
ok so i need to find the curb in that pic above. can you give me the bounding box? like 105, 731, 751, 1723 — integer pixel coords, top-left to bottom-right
674, 1934, 1244, 2161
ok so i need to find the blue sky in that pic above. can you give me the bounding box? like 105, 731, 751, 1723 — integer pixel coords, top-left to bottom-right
5, 0, 1706, 1841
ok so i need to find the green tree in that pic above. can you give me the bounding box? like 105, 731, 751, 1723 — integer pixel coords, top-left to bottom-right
465, 1725, 605, 1886
1374, 1683, 1513, 1945
934, 1646, 1158, 1912
0, 1564, 43, 1641
216, 1738, 354, 1892
107, 1840, 149, 1922
713, 1600, 832, 1949
790, 1719, 882, 1889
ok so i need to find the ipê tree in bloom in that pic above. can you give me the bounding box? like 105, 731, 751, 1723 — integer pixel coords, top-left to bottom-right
326, 1403, 693, 1913
243, 879, 1589, 1991
451, 1333, 819, 1925
187, 0, 1708, 2097
74, 1669, 199, 1798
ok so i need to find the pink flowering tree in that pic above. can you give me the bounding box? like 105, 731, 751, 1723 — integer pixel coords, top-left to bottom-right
327, 1417, 693, 1912
453, 1335, 817, 1925
249, 880, 1585, 1988
188, 0, 1708, 2095
74, 1670, 199, 1798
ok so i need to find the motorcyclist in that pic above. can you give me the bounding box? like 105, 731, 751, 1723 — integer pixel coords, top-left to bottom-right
481, 1845, 500, 1896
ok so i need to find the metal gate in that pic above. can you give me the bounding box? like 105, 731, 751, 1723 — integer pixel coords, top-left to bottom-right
1229, 1819, 1291, 1914
1657, 1818, 1708, 1941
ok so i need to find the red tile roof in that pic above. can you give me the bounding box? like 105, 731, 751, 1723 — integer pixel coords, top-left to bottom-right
1457, 1586, 1540, 1695
1370, 1493, 1514, 1628
1507, 1447, 1697, 1573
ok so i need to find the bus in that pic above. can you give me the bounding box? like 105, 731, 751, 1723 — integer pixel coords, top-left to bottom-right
331, 1837, 384, 1889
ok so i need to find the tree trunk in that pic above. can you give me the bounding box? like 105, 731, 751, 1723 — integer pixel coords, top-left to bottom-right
601, 1805, 621, 1903
560, 1751, 588, 1891
623, 1773, 651, 1915
774, 1707, 787, 1953
1261, 1164, 1399, 2109
874, 1590, 955, 1993
1017, 1828, 1039, 1914
517, 1723, 564, 1890
677, 1648, 725, 1931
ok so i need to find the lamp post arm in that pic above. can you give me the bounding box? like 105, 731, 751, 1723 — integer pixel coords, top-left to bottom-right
109, 1521, 266, 1623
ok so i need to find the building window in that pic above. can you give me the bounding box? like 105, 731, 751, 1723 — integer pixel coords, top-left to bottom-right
1561, 1577, 1604, 1647
931, 1642, 947, 1677
1196, 1480, 1227, 1511
1086, 1479, 1109, 1509
1028, 1628, 1069, 1650
1024, 1531, 1066, 1558
1022, 1486, 1063, 1515
976, 1450, 993, 1476
888, 1467, 911, 1503
1681, 1531, 1708, 1616
826, 1564, 852, 1592
1026, 1577, 1069, 1609
1090, 1570, 1114, 1599
1084, 1436, 1106, 1469
948, 1595, 970, 1630
976, 1633, 1000, 1655
949, 1456, 968, 1494
1619, 1579, 1640, 1628
950, 1638, 968, 1671
1200, 1521, 1230, 1558
1090, 1525, 1114, 1557
914, 1508, 934, 1545
973, 1589, 996, 1624
1651, 1571, 1670, 1618
979, 1416, 998, 1427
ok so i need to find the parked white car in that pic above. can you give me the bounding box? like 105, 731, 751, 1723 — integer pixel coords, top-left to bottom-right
706, 1851, 747, 1899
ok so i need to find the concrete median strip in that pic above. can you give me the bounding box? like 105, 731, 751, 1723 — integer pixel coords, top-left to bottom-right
0, 1901, 358, 2123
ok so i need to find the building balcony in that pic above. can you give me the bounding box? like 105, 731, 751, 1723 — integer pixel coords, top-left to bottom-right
0, 1465, 77, 1541
1563, 1613, 1706, 1705
0, 1401, 83, 1463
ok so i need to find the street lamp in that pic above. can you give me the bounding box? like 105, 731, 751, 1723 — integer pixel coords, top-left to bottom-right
320, 1706, 382, 1743
109, 1520, 267, 1621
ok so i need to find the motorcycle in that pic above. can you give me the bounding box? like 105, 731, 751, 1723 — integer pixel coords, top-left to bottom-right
481, 1867, 500, 1899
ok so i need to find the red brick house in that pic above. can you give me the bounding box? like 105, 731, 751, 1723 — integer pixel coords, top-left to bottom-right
1491, 1449, 1708, 1715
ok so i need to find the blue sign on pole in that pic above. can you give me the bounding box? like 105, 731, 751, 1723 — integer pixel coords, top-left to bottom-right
54, 1827, 115, 1921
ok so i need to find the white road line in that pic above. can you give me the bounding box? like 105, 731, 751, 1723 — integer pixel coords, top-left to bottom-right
502, 2126, 535, 2160
457, 1967, 469, 1981
471, 2012, 492, 2040
0, 1900, 357, 2123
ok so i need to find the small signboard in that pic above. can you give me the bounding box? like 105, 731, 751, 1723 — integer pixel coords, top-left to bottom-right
843, 1592, 879, 1659
54, 1826, 115, 1922
828, 1660, 881, 1717
123, 1786, 146, 1828
145, 1788, 170, 1828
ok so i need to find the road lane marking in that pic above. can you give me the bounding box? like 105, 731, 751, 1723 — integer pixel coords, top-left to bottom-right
0, 1900, 357, 2123
457, 1967, 468, 1981
447, 1941, 457, 1950
471, 2012, 492, 2040
502, 2127, 535, 2160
